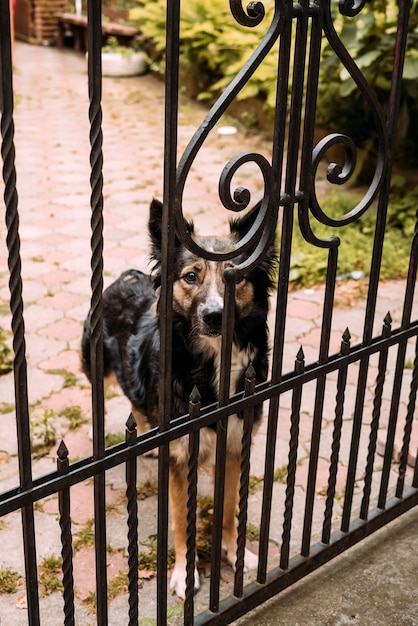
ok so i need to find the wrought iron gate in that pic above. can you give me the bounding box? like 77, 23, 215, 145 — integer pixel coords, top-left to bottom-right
1, 0, 417, 624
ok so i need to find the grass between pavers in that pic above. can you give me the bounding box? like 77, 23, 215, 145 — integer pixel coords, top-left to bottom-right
0, 558, 63, 598
59, 405, 88, 430
47, 368, 78, 388
0, 567, 21, 593
248, 465, 288, 495
38, 555, 64, 596
0, 327, 13, 375
288, 184, 417, 288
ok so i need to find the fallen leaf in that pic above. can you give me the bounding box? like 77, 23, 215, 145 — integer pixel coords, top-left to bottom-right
16, 595, 28, 609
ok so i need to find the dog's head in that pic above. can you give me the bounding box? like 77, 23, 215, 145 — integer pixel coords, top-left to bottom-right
148, 198, 276, 339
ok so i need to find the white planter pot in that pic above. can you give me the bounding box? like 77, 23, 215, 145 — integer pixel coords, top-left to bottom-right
87, 51, 147, 77
102, 51, 147, 77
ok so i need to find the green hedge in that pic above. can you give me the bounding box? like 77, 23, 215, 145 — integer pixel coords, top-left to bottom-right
130, 0, 418, 170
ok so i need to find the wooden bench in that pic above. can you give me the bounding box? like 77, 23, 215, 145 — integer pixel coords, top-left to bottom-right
55, 12, 139, 51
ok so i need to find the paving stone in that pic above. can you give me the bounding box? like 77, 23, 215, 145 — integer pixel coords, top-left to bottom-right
38, 349, 83, 374
38, 318, 83, 342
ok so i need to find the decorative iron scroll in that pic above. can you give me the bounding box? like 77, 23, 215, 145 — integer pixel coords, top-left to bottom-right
304, 0, 387, 239
175, 0, 388, 260
175, 0, 284, 275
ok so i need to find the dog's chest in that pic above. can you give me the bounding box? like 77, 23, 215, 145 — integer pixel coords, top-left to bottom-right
201, 337, 255, 397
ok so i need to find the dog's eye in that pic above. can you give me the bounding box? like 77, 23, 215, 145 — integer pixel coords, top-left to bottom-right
183, 271, 198, 284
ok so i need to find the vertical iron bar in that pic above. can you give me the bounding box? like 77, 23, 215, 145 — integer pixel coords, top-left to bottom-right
396, 336, 418, 498
322, 329, 350, 544
395, 202, 418, 496
57, 441, 75, 626
257, 0, 293, 585
300, 374, 325, 556
125, 415, 139, 626
184, 388, 201, 624
209, 276, 236, 613
157, 0, 181, 621
87, 1, 107, 623
360, 314, 391, 520
377, 340, 407, 508
301, 249, 338, 557
234, 364, 256, 598
413, 441, 418, 489
282, 0, 312, 559
0, 3, 40, 624
341, 356, 369, 532
280, 348, 304, 570
363, 0, 411, 345
400, 211, 418, 330
300, 0, 341, 541
342, 0, 412, 532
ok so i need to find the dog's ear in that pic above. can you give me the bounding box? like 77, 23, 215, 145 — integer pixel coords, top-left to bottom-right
149, 198, 194, 255
149, 198, 164, 254
229, 200, 262, 240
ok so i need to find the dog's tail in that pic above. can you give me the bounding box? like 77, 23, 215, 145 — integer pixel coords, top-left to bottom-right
81, 313, 93, 381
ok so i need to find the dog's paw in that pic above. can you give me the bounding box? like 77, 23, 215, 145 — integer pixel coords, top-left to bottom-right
224, 544, 259, 572
243, 547, 258, 571
169, 562, 200, 599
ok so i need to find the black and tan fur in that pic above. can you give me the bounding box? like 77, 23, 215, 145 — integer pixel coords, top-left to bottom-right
81, 198, 276, 598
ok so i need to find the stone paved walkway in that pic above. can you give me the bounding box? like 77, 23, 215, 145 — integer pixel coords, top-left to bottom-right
0, 41, 417, 625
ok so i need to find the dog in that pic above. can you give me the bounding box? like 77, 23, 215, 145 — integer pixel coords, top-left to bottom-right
81, 198, 276, 598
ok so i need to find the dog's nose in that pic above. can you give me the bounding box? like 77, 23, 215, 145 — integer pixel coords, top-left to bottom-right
203, 310, 223, 331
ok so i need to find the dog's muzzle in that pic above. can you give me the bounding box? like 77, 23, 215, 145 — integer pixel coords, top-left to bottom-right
201, 310, 223, 337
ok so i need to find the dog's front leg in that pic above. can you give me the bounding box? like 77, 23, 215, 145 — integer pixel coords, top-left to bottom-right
222, 453, 259, 571
169, 459, 200, 599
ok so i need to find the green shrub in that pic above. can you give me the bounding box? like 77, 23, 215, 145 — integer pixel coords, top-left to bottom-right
317, 0, 418, 170
289, 179, 418, 287
130, 0, 418, 167
130, 0, 277, 104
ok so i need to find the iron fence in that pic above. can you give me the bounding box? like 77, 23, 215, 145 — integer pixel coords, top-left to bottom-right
1, 0, 418, 624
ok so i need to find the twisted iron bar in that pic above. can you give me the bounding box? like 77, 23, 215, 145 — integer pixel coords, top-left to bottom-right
87, 4, 108, 623
322, 328, 351, 544
0, 1, 30, 480
87, 1, 105, 451
125, 415, 139, 625
57, 441, 75, 626
1, 5, 41, 623
234, 363, 256, 598
280, 346, 304, 570
360, 314, 391, 520
88, 97, 104, 387
184, 387, 201, 623
395, 336, 417, 496
396, 209, 418, 496
175, 0, 284, 271
2, 118, 28, 387
304, 1, 387, 240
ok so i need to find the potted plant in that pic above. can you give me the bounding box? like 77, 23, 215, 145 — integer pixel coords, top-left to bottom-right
100, 36, 147, 77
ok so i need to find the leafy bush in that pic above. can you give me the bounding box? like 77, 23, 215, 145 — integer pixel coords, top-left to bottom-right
289, 179, 418, 287
130, 0, 277, 104
317, 0, 418, 170
130, 0, 418, 166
